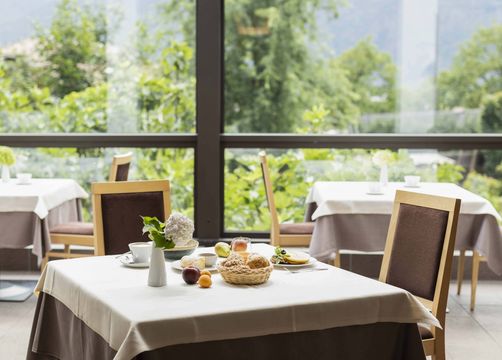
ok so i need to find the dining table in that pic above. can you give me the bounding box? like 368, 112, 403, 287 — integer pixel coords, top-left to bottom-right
0, 178, 88, 265
305, 181, 502, 275
27, 244, 438, 360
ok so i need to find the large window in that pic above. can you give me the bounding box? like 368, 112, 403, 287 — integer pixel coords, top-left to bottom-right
1, 0, 502, 240
0, 0, 195, 134
224, 0, 502, 134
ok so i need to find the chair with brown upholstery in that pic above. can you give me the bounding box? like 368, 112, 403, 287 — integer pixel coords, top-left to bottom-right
379, 190, 461, 360
259, 152, 320, 251
92, 180, 170, 255
41, 153, 134, 268
109, 152, 133, 182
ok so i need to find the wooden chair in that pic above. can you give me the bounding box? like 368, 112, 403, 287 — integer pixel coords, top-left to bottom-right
456, 249, 487, 311
108, 152, 133, 182
259, 152, 331, 257
92, 180, 170, 255
41, 153, 133, 268
379, 190, 461, 360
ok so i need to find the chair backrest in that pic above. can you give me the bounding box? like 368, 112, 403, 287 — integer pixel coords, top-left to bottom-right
108, 152, 133, 182
259, 152, 281, 244
379, 190, 460, 327
91, 180, 171, 255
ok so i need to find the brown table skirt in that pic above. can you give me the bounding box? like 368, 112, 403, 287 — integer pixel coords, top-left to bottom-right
27, 293, 426, 360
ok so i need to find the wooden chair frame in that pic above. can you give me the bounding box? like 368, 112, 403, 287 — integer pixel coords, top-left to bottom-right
456, 249, 487, 311
92, 180, 171, 256
379, 190, 461, 360
108, 152, 133, 182
259, 151, 312, 248
42, 153, 134, 268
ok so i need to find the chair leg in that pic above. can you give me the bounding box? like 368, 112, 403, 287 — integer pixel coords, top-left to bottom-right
432, 330, 446, 360
457, 249, 466, 295
471, 250, 481, 311
333, 249, 341, 268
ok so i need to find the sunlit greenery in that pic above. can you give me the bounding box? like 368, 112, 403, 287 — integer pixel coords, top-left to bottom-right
1, 0, 502, 230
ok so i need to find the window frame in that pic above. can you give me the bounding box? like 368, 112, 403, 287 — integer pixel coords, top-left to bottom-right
2, 0, 502, 244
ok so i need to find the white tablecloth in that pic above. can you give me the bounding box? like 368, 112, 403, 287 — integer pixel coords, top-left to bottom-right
0, 179, 88, 219
307, 182, 501, 221
36, 244, 439, 360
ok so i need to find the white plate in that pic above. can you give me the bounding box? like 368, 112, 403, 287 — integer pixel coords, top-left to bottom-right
366, 191, 384, 195
118, 254, 150, 268
171, 260, 219, 273
273, 257, 317, 269
403, 185, 420, 188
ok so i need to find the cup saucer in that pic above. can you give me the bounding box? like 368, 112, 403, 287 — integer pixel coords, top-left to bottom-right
118, 253, 150, 268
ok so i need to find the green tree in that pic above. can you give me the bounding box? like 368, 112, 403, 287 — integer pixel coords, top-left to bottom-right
36, 0, 107, 98
437, 24, 502, 110
480, 92, 502, 176
336, 38, 397, 115
224, 0, 357, 133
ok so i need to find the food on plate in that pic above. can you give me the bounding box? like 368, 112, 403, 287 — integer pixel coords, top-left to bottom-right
270, 247, 309, 265
214, 242, 231, 258
246, 254, 270, 269
200, 269, 212, 277
231, 237, 249, 252
198, 274, 212, 288
182, 267, 201, 285
180, 255, 205, 270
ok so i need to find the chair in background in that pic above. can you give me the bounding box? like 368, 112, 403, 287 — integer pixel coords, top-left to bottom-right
92, 180, 170, 255
379, 190, 460, 360
456, 249, 488, 311
259, 152, 334, 259
42, 153, 134, 268
109, 152, 133, 182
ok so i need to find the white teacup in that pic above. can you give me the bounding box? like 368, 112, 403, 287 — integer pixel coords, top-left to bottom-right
404, 175, 420, 187
128, 242, 152, 263
368, 182, 382, 194
16, 173, 32, 184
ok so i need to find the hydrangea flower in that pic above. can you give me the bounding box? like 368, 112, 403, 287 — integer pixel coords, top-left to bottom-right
165, 212, 194, 246
0, 146, 15, 166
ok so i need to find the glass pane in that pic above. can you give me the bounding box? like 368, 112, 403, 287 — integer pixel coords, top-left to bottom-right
224, 148, 502, 231
224, 0, 502, 134
0, 0, 195, 133
11, 147, 194, 220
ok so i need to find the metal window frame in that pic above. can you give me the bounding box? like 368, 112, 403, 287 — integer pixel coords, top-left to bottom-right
3, 0, 502, 243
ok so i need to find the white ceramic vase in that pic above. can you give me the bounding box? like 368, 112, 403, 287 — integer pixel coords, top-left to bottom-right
1, 165, 10, 183
379, 164, 388, 186
148, 243, 166, 287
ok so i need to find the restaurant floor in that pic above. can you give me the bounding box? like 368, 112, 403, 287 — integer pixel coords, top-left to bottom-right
1, 276, 501, 360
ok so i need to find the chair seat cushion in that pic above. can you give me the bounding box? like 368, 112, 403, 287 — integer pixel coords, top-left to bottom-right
279, 222, 315, 235
418, 324, 433, 339
50, 222, 94, 236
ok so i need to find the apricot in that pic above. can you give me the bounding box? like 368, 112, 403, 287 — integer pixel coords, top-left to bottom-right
200, 270, 212, 277
198, 274, 212, 288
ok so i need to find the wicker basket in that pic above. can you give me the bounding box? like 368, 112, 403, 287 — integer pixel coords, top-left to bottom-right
218, 264, 273, 285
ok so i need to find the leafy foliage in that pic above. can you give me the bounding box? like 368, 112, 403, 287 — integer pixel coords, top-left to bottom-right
2, 0, 502, 230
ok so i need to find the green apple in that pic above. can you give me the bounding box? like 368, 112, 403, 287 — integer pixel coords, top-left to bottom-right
214, 242, 231, 258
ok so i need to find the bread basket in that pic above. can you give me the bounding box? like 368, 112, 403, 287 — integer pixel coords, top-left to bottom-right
218, 264, 273, 285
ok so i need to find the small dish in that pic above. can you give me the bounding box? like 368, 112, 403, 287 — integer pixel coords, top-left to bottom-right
199, 252, 218, 267
163, 239, 199, 260
366, 191, 384, 195
171, 260, 219, 273
118, 253, 150, 268
273, 257, 317, 269
16, 173, 32, 185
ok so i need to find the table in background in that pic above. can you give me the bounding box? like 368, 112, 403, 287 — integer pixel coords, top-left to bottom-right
0, 178, 88, 265
306, 182, 502, 275
28, 244, 438, 360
